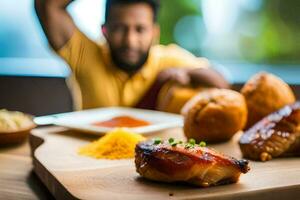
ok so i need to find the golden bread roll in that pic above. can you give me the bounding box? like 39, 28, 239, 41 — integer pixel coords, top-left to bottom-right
157, 83, 203, 114
182, 89, 247, 143
241, 72, 296, 129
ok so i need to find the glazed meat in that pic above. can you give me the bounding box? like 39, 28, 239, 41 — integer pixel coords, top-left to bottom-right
239, 102, 300, 161
135, 140, 249, 187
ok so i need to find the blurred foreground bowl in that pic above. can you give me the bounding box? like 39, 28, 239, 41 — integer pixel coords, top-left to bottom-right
0, 110, 36, 145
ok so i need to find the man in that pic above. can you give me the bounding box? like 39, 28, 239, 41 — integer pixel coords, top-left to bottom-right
35, 0, 229, 110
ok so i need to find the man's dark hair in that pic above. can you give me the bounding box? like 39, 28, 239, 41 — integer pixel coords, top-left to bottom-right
105, 0, 160, 23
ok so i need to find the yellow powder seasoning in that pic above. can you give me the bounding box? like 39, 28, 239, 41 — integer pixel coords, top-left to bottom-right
78, 128, 145, 159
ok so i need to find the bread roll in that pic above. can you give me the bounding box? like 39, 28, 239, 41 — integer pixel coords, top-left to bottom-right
241, 72, 296, 129
157, 84, 203, 114
182, 89, 247, 143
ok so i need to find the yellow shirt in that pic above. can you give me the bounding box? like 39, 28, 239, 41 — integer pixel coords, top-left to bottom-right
57, 29, 209, 109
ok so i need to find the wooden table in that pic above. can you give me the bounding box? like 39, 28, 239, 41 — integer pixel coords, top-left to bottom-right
0, 138, 54, 200
1, 127, 300, 200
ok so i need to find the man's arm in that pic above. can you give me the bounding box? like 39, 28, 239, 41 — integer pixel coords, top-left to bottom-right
156, 67, 230, 89
34, 0, 76, 50
135, 67, 230, 110
188, 68, 230, 89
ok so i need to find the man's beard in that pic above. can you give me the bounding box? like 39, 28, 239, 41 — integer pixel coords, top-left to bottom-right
110, 47, 150, 73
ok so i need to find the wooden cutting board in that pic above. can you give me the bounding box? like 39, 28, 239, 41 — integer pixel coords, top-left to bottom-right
30, 127, 300, 200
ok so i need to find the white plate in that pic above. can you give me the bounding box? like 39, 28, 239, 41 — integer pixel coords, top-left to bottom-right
34, 107, 183, 135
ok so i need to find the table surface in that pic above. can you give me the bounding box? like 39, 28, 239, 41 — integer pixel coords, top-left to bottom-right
1, 127, 300, 200
0, 138, 54, 200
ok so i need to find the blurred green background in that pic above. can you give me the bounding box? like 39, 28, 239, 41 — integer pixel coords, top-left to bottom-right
158, 0, 300, 64
0, 0, 299, 64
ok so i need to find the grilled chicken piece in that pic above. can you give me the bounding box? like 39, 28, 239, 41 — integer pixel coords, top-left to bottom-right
239, 102, 300, 161
135, 141, 249, 187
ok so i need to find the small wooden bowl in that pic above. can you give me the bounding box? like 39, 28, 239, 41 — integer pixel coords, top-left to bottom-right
0, 123, 36, 146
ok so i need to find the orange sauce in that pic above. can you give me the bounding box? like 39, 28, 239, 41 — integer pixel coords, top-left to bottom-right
92, 115, 150, 128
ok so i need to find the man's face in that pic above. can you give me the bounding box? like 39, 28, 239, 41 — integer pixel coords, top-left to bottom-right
103, 3, 159, 73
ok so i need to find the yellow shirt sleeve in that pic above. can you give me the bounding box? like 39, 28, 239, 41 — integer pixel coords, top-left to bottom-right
55, 29, 119, 109
56, 28, 102, 75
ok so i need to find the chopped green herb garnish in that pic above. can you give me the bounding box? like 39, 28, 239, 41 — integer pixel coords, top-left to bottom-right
184, 143, 193, 149
199, 141, 206, 147
168, 138, 180, 147
188, 138, 196, 145
153, 138, 162, 145
168, 138, 175, 144
170, 141, 178, 147
178, 141, 183, 144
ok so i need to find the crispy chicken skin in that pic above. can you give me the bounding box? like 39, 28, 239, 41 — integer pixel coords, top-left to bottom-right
135, 141, 249, 187
239, 102, 300, 161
